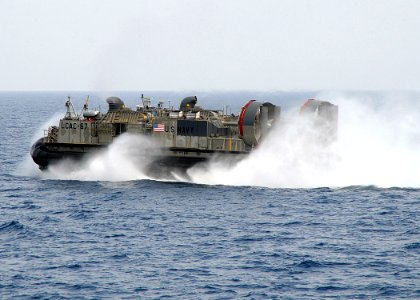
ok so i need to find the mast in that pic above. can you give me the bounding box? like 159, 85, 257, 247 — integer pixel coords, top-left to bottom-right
64, 96, 78, 120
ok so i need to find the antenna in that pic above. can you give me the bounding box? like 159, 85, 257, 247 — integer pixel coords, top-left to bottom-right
64, 96, 78, 120
141, 94, 151, 109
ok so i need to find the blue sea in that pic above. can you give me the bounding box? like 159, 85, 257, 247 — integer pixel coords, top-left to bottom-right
1, 91, 419, 299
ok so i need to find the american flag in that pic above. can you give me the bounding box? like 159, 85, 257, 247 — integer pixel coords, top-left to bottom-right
153, 123, 165, 132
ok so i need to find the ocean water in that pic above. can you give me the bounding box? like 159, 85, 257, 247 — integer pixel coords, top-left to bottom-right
1, 91, 419, 299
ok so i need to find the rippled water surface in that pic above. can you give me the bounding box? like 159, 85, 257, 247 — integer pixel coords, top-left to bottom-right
1, 92, 419, 299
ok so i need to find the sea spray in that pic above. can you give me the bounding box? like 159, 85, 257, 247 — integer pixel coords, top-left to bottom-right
188, 92, 420, 188
36, 134, 167, 181
187, 109, 337, 188
325, 92, 420, 187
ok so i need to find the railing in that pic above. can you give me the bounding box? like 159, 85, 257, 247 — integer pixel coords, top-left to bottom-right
46, 126, 58, 143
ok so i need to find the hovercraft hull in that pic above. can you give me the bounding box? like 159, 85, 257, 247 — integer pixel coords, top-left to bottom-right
30, 137, 243, 173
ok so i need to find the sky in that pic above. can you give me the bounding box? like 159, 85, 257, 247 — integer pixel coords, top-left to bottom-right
0, 0, 419, 91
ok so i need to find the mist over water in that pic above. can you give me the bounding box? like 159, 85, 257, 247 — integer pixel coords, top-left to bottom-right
24, 91, 420, 188
39, 134, 160, 182
190, 92, 420, 188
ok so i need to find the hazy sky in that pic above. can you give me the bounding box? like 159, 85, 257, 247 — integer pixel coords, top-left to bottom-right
1, 0, 419, 91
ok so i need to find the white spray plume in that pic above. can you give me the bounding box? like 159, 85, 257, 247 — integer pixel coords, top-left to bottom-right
188, 92, 420, 188
40, 134, 161, 181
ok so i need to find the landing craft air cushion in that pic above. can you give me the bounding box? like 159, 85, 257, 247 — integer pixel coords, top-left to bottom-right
31, 95, 338, 175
